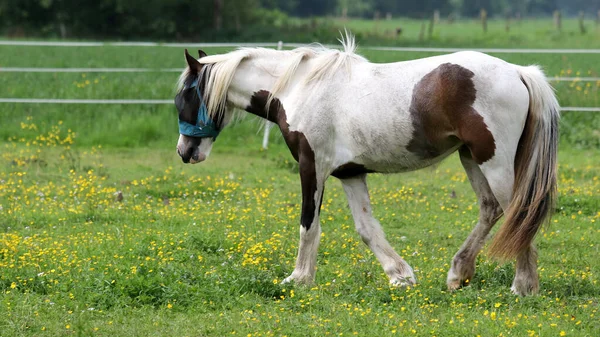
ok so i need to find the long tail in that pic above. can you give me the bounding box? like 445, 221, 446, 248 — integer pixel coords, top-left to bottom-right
488, 65, 560, 260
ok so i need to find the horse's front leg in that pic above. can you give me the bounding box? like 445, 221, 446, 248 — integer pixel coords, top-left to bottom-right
282, 153, 324, 285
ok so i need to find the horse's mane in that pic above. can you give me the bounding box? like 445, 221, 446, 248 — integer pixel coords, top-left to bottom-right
176, 32, 365, 119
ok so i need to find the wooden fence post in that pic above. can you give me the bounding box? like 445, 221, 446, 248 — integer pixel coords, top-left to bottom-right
428, 11, 435, 38
374, 11, 380, 33
418, 22, 426, 41
554, 10, 562, 32
480, 9, 487, 33
579, 11, 586, 34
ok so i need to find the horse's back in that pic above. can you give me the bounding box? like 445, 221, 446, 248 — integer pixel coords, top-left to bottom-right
319, 51, 530, 173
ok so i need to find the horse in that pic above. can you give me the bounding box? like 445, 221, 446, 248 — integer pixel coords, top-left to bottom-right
174, 34, 559, 296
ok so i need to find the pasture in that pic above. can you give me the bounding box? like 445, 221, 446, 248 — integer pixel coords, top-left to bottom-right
1, 41, 599, 336
330, 17, 600, 49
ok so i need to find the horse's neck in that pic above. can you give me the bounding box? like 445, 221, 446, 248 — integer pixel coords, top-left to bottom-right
226, 55, 286, 112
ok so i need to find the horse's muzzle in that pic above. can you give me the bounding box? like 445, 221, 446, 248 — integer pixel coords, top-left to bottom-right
178, 146, 206, 164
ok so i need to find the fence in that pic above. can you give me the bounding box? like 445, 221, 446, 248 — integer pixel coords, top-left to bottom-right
1, 40, 598, 148
2, 67, 599, 83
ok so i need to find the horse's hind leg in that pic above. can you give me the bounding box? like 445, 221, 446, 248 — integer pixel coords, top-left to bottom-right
511, 245, 539, 295
341, 174, 416, 286
458, 145, 539, 295
476, 149, 539, 295
447, 148, 503, 290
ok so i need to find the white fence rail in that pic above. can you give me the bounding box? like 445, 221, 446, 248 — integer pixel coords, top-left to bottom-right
0, 98, 597, 113
2, 40, 599, 148
2, 67, 598, 83
0, 98, 171, 104
0, 67, 182, 73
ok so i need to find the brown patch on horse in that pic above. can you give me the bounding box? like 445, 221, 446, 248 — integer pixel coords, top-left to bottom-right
407, 63, 496, 164
246, 90, 319, 230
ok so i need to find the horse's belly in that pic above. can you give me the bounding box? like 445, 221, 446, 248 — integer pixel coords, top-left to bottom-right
358, 143, 459, 173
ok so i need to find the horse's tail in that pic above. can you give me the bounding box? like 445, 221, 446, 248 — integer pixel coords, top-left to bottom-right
488, 65, 560, 260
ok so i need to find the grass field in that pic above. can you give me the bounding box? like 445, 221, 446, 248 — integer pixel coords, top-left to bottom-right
327, 18, 600, 49
1, 34, 599, 336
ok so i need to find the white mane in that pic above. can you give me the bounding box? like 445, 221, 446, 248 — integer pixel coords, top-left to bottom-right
176, 32, 366, 119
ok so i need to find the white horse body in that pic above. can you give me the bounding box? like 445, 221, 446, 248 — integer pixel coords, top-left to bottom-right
175, 36, 559, 295
299, 52, 527, 174
227, 50, 529, 175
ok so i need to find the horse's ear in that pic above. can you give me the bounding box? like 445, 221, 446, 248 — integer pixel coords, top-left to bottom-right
198, 50, 207, 59
184, 49, 202, 73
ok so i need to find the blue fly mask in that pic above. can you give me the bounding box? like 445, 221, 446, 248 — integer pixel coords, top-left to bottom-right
178, 78, 220, 140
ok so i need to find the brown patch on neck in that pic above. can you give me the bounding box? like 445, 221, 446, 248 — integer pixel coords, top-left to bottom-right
407, 63, 496, 164
246, 90, 307, 161
245, 90, 280, 124
246, 90, 319, 230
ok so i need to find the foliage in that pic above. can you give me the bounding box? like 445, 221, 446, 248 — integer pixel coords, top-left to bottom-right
0, 0, 260, 40
2, 0, 600, 40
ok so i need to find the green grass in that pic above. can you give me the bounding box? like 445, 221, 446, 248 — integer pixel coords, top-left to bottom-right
331, 17, 600, 49
1, 37, 600, 336
1, 123, 598, 336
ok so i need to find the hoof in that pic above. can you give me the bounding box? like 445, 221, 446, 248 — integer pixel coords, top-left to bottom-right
446, 264, 474, 292
281, 273, 313, 285
390, 274, 417, 287
447, 278, 462, 291
447, 276, 471, 291
511, 281, 539, 296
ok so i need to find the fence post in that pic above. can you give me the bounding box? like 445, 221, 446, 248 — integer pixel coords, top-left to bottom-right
418, 21, 426, 41
480, 9, 487, 33
428, 11, 435, 38
262, 41, 283, 149
554, 10, 562, 32
579, 11, 586, 34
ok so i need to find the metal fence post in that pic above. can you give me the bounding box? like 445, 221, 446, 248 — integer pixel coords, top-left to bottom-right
262, 40, 283, 149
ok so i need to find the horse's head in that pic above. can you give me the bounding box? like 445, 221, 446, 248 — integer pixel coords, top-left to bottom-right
175, 50, 227, 164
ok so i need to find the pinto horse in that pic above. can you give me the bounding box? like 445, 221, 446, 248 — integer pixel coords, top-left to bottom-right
174, 35, 559, 296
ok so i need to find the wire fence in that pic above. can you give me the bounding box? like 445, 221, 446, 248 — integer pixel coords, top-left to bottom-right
1, 98, 597, 113
1, 40, 598, 115
2, 67, 598, 84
